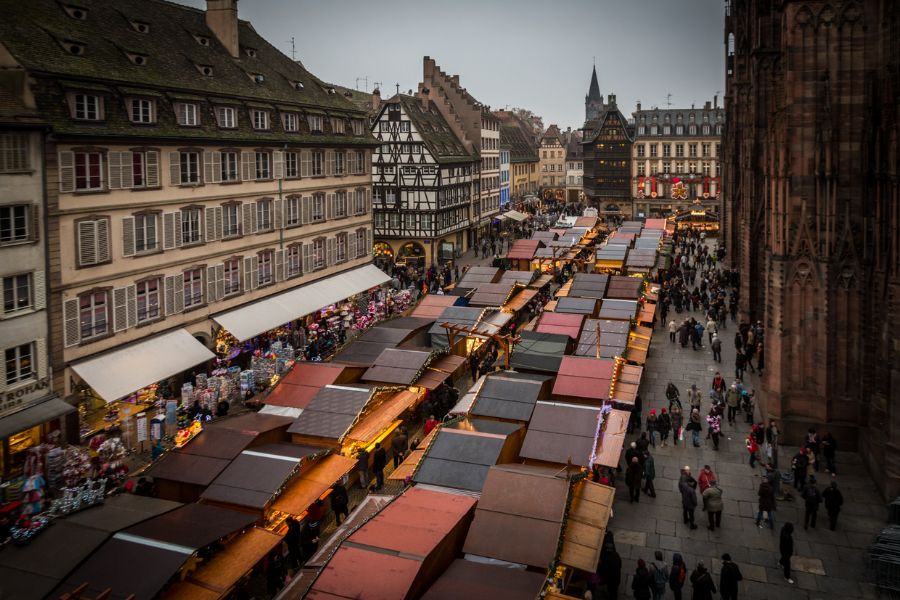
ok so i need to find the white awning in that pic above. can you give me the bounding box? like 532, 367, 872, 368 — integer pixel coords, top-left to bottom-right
71, 329, 214, 402
213, 264, 391, 342
259, 405, 303, 419
501, 210, 529, 222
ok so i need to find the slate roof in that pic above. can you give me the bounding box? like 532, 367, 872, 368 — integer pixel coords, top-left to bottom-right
509, 331, 570, 373
0, 87, 43, 125
331, 83, 375, 116
498, 119, 539, 163
385, 94, 475, 164
568, 273, 609, 300
287, 385, 372, 440
541, 124, 564, 146
519, 401, 602, 466
632, 105, 725, 138
468, 371, 549, 422
361, 348, 434, 385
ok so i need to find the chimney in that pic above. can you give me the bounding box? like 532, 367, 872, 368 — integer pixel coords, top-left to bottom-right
419, 87, 430, 111
423, 56, 435, 81
607, 93, 616, 107
372, 88, 381, 112
704, 100, 712, 110
714, 95, 718, 109
451, 75, 460, 86
636, 101, 642, 111
206, 0, 239, 58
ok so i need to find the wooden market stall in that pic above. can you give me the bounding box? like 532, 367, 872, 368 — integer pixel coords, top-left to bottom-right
360, 348, 438, 386
597, 299, 639, 321
567, 273, 609, 300
553, 296, 599, 317
458, 266, 501, 288
519, 401, 603, 468
506, 239, 543, 271
422, 559, 546, 600
332, 317, 434, 367
508, 331, 571, 375
414, 353, 467, 391
498, 270, 537, 287
388, 426, 439, 482
466, 371, 551, 423
268, 453, 357, 525
625, 250, 658, 275
551, 356, 616, 404
260, 362, 359, 418
286, 385, 374, 449
468, 282, 524, 308
593, 408, 630, 468
605, 275, 644, 300
594, 245, 628, 273
558, 480, 615, 573
341, 388, 421, 459
611, 363, 643, 406
574, 319, 629, 359
409, 294, 459, 319
535, 312, 585, 340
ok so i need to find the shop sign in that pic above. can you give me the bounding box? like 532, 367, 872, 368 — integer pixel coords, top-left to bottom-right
1, 378, 51, 417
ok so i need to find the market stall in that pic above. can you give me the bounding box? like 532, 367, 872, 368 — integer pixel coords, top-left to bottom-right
286, 385, 374, 449
498, 270, 537, 287
388, 426, 439, 482
501, 287, 539, 317
531, 230, 558, 244
535, 312, 586, 340
553, 297, 599, 317
423, 558, 546, 600
625, 249, 658, 275
519, 401, 603, 468
574, 319, 629, 359
567, 273, 609, 300
331, 317, 434, 366
593, 408, 629, 468
414, 354, 467, 391
361, 348, 439, 386
268, 452, 356, 526
466, 371, 550, 423
457, 266, 501, 288
409, 294, 459, 319
610, 362, 643, 406
508, 331, 571, 375
597, 299, 639, 321
506, 239, 543, 271
669, 208, 720, 232
468, 282, 524, 308
341, 388, 421, 460
605, 275, 644, 300
558, 479, 615, 573
594, 245, 628, 273
551, 356, 616, 404
259, 362, 359, 419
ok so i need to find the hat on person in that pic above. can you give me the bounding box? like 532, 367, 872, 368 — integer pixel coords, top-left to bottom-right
722, 553, 732, 561
683, 465, 691, 472
650, 409, 656, 415
638, 558, 646, 568
661, 408, 667, 414
630, 441, 637, 449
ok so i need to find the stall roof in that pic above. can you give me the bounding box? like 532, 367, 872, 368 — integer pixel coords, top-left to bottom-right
498, 270, 537, 286
0, 396, 75, 440
468, 282, 522, 308
422, 559, 546, 600
612, 364, 644, 405
536, 312, 585, 340
595, 245, 628, 262
501, 209, 529, 222
575, 319, 629, 359
469, 371, 549, 422
63, 494, 183, 533
506, 239, 542, 260
307, 494, 394, 568
458, 266, 501, 288
410, 294, 459, 319
287, 385, 373, 441
213, 264, 390, 342
415, 354, 466, 391
263, 363, 349, 410
149, 452, 232, 487
574, 216, 599, 229
552, 356, 615, 401
333, 318, 433, 366
598, 299, 639, 321
503, 288, 539, 314
509, 331, 569, 374
361, 348, 434, 385
594, 409, 630, 467
531, 230, 558, 243
606, 275, 644, 300
307, 546, 421, 600
71, 328, 214, 403
0, 522, 109, 587
462, 464, 569, 568
413, 420, 522, 492
208, 412, 293, 436
553, 296, 598, 316
560, 481, 616, 572
644, 218, 668, 230
388, 427, 439, 481
520, 401, 601, 467
529, 273, 554, 289
200, 444, 322, 509
428, 306, 484, 347
272, 453, 357, 515
567, 273, 609, 299
344, 389, 419, 443
124, 503, 257, 550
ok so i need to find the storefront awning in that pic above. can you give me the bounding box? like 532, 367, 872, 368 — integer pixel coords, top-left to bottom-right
213, 264, 391, 342
501, 210, 529, 222
0, 396, 74, 439
71, 329, 214, 403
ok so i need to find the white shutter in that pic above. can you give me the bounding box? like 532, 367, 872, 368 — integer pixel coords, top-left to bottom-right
366, 229, 372, 255
77, 221, 96, 266
122, 216, 136, 257
302, 243, 312, 274
32, 270, 46, 310
362, 150, 370, 174
300, 150, 311, 178
301, 196, 311, 224
325, 150, 334, 176
348, 232, 358, 259
242, 203, 257, 235
215, 264, 225, 300
326, 237, 336, 266
113, 286, 129, 332
241, 151, 253, 181
273, 150, 284, 179
326, 193, 335, 220
145, 151, 159, 187
214, 206, 224, 239
173, 273, 184, 313
35, 338, 47, 380
365, 188, 372, 214
250, 256, 259, 289
275, 249, 285, 282
108, 151, 123, 189
274, 199, 283, 230
97, 219, 110, 263
163, 212, 176, 249
63, 298, 80, 347
121, 151, 134, 188
59, 151, 75, 193
207, 266, 218, 303
204, 151, 222, 184
205, 207, 218, 242
126, 285, 137, 328
169, 151, 181, 185
244, 257, 255, 291
164, 276, 175, 316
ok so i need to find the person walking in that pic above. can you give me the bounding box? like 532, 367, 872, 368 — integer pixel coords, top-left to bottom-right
706, 317, 718, 344
355, 448, 370, 490
679, 466, 699, 530
598, 535, 622, 600
372, 442, 387, 491
711, 333, 722, 362
792, 448, 809, 490
689, 561, 717, 600
702, 480, 724, 531
823, 480, 844, 530
649, 550, 669, 600
669, 553, 687, 600
626, 456, 643, 503
670, 404, 683, 446
666, 382, 682, 410
756, 477, 776, 529
719, 554, 744, 600
779, 523, 795, 584
698, 465, 717, 494
643, 452, 657, 498
628, 393, 643, 435
646, 409, 659, 447
330, 483, 349, 526
687, 384, 702, 412
658, 408, 672, 447
766, 420, 780, 468
707, 410, 722, 450
725, 384, 741, 425
802, 476, 822, 529
632, 559, 653, 600
735, 351, 746, 380
746, 430, 760, 468
391, 426, 408, 468
822, 431, 838, 474
669, 318, 678, 343
687, 409, 702, 447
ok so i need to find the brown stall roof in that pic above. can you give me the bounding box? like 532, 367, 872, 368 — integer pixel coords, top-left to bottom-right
531, 230, 559, 243
207, 412, 293, 436
410, 294, 458, 319
469, 283, 522, 308
606, 275, 644, 300
287, 385, 373, 441
415, 354, 465, 391
422, 559, 546, 600
458, 266, 501, 287
519, 401, 601, 467
567, 273, 609, 299
150, 452, 232, 487
388, 426, 439, 481
612, 364, 644, 405
332, 318, 434, 366
506, 239, 542, 260
508, 331, 570, 374
124, 503, 257, 550
271, 454, 357, 516
361, 348, 434, 385
468, 371, 549, 422
594, 409, 630, 467
307, 546, 421, 600
64, 493, 182, 533
504, 288, 539, 314
0, 522, 108, 586
529, 273, 554, 289
498, 270, 537, 286
344, 389, 419, 443
307, 494, 393, 568
644, 218, 668, 230
554, 296, 599, 316
463, 464, 569, 568
174, 428, 257, 460
536, 312, 585, 340
263, 363, 349, 410
575, 322, 628, 359
559, 480, 615, 572
552, 356, 615, 402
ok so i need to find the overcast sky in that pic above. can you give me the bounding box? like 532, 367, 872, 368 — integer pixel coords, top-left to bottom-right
177, 0, 726, 127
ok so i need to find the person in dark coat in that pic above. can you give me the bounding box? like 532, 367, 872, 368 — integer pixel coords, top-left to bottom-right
330, 484, 349, 526
779, 523, 795, 584
689, 561, 717, 600
822, 480, 844, 530
284, 517, 302, 569
821, 431, 838, 474
626, 456, 643, 503
719, 553, 743, 600
631, 559, 653, 600
669, 553, 687, 600
679, 466, 699, 530
372, 442, 387, 491
803, 476, 822, 529
391, 426, 409, 468
597, 534, 622, 600
356, 448, 370, 490
756, 478, 776, 529
265, 550, 285, 596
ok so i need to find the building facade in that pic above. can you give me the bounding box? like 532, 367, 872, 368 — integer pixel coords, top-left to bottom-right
582, 79, 633, 215
0, 0, 377, 438
724, 0, 899, 496
496, 111, 539, 199
631, 101, 724, 219
499, 146, 510, 210
539, 125, 566, 202
564, 129, 584, 203
371, 94, 476, 266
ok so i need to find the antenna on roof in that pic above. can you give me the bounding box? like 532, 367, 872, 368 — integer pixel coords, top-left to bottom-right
666, 93, 672, 108
373, 81, 383, 92
286, 37, 296, 62
395, 83, 400, 95
355, 76, 369, 92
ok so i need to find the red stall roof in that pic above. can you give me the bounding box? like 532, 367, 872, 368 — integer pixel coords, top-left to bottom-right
410, 294, 459, 319
535, 312, 585, 340
507, 239, 542, 260
308, 546, 421, 600
263, 363, 348, 410
552, 356, 615, 401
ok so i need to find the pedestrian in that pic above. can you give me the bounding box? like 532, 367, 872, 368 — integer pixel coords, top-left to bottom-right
702, 480, 724, 531
668, 318, 677, 343
689, 561, 717, 600
372, 442, 387, 490
670, 404, 683, 446
791, 448, 809, 490
266, 550, 285, 596
391, 426, 408, 468
649, 550, 669, 600
779, 523, 795, 584
725, 384, 740, 425
698, 465, 717, 493
821, 431, 838, 474
284, 517, 302, 569
598, 533, 622, 600
687, 384, 702, 412
706, 316, 718, 344
628, 393, 643, 434
755, 342, 765, 374
626, 456, 643, 503
687, 408, 702, 447
719, 553, 744, 600
643, 452, 657, 498
823, 480, 844, 530
356, 448, 369, 490
746, 429, 760, 468
669, 553, 687, 600
330, 483, 349, 525
658, 408, 672, 447
637, 431, 651, 455
706, 410, 722, 450
679, 466, 699, 530
735, 351, 746, 380
646, 409, 659, 447
666, 382, 682, 410
756, 477, 776, 529
632, 559, 653, 600
802, 476, 821, 529
424, 414, 439, 436
625, 441, 640, 466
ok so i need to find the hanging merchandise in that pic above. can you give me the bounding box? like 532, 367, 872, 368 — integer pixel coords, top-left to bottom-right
45, 446, 64, 490
9, 514, 50, 545
62, 446, 92, 487
20, 474, 45, 515
49, 478, 106, 517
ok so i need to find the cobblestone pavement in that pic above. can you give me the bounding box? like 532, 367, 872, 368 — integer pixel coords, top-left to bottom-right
610, 301, 887, 599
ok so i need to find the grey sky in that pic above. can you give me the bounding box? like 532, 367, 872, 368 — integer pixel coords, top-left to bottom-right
177, 0, 725, 127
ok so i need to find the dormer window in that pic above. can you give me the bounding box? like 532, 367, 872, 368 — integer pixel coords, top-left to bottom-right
250, 73, 265, 84
196, 64, 213, 77
131, 21, 150, 34
244, 48, 257, 58
307, 115, 323, 132
62, 40, 85, 56
215, 106, 236, 129
128, 98, 155, 124
282, 113, 298, 132
72, 93, 102, 121
292, 81, 304, 91
351, 119, 364, 136
331, 118, 345, 134
252, 109, 270, 130
126, 52, 147, 66
193, 35, 210, 46
63, 5, 88, 20
175, 103, 199, 126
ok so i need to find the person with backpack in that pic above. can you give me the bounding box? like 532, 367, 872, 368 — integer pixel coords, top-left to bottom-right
669, 553, 687, 600
689, 561, 717, 600
632, 559, 653, 600
649, 550, 669, 600
803, 476, 822, 529
719, 553, 744, 600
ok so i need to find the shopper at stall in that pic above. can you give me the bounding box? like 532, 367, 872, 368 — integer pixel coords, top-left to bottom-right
330, 484, 350, 526
356, 448, 370, 490
391, 427, 409, 468
372, 443, 387, 491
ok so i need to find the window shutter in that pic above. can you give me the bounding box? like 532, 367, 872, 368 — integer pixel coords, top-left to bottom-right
173, 273, 184, 313
366, 229, 372, 256
326, 237, 336, 266
204, 151, 222, 184
300, 150, 311, 178
59, 151, 75, 193
169, 151, 181, 185
302, 243, 311, 274
215, 264, 225, 300
126, 285, 137, 328
35, 338, 47, 380
250, 256, 259, 289
241, 151, 253, 181
273, 150, 284, 179
301, 196, 311, 224
63, 298, 80, 347
122, 216, 135, 257
242, 202, 257, 235
108, 151, 123, 189
244, 257, 255, 291
163, 212, 176, 249
29, 205, 39, 242
326, 193, 335, 220
145, 151, 159, 187
113, 286, 129, 332
97, 219, 110, 263
274, 199, 283, 230
121, 151, 135, 188
207, 266, 218, 303
33, 270, 46, 310
363, 151, 370, 174
275, 249, 285, 281
164, 275, 175, 316
365, 189, 372, 215
215, 206, 224, 239
325, 150, 334, 176
349, 231, 358, 259
205, 207, 218, 242
77, 221, 96, 266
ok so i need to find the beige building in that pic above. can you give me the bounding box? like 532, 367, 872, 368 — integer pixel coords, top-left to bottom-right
496, 110, 539, 199
539, 125, 566, 202
0, 0, 378, 438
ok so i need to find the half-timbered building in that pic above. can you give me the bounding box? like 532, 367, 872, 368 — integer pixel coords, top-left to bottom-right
583, 88, 633, 215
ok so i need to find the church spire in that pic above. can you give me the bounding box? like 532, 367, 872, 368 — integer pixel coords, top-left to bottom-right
585, 64, 604, 121
587, 64, 601, 102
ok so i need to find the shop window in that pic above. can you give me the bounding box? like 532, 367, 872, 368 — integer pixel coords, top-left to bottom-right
4, 343, 33, 386
79, 290, 109, 340
3, 273, 31, 314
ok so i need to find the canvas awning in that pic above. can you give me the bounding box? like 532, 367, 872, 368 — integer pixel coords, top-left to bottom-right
501, 209, 529, 222
213, 264, 390, 341
71, 329, 214, 402
0, 396, 74, 439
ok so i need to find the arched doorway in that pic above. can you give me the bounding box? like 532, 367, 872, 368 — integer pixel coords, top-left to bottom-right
397, 242, 426, 268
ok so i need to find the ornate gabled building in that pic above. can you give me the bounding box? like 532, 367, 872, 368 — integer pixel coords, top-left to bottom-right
539, 125, 566, 202
724, 0, 899, 496
496, 110, 539, 198
371, 94, 476, 266
582, 68, 633, 214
